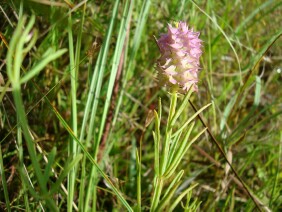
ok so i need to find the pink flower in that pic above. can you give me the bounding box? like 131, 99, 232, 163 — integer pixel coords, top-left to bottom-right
156, 22, 203, 92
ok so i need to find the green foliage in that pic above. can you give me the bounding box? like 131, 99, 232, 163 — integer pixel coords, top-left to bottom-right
0, 0, 281, 211
150, 91, 209, 211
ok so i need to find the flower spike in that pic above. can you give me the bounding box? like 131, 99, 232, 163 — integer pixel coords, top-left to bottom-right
156, 22, 203, 93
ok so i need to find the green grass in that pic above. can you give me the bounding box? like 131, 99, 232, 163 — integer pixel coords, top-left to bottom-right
0, 0, 282, 211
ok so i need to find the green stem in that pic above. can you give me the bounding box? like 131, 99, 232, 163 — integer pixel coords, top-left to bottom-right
0, 145, 11, 212
12, 86, 58, 211
67, 12, 77, 212
160, 91, 177, 175
150, 177, 163, 212
136, 149, 141, 212
17, 121, 31, 212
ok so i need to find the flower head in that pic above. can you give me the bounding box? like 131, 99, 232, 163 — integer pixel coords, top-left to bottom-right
156, 21, 203, 93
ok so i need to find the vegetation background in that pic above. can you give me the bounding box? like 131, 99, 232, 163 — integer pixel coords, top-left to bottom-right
0, 0, 281, 211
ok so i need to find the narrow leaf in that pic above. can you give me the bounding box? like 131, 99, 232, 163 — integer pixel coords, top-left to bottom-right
20, 48, 68, 84
163, 170, 184, 198
173, 103, 211, 137
155, 181, 182, 212
169, 183, 198, 212
170, 87, 193, 127
43, 148, 57, 187
49, 154, 83, 195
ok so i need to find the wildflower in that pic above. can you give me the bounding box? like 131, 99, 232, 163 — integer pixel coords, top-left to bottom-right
156, 22, 202, 93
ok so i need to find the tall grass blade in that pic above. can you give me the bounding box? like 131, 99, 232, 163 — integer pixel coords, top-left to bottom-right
136, 148, 142, 212
113, 0, 151, 126
190, 0, 243, 84
0, 145, 11, 212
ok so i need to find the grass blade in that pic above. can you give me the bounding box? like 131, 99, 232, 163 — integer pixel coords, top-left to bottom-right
0, 145, 11, 212
20, 49, 67, 84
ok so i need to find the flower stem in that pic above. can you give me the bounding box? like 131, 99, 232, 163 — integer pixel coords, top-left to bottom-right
160, 91, 177, 175
150, 176, 163, 212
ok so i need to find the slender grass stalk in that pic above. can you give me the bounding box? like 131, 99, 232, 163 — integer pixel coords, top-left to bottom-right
83, 1, 120, 210
83, 0, 133, 210
0, 145, 11, 212
78, 52, 102, 211
67, 1, 87, 209
36, 91, 133, 211
269, 132, 282, 207
67, 12, 77, 212
96, 0, 134, 150
78, 52, 101, 145
206, 0, 214, 90
113, 0, 151, 126
17, 121, 32, 212
136, 148, 141, 212
84, 0, 119, 148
